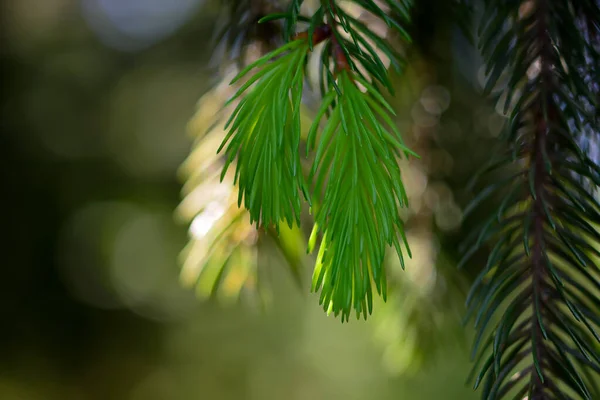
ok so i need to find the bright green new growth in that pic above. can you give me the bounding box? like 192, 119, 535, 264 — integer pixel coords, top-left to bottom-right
213, 0, 417, 322
309, 71, 414, 322
219, 39, 311, 230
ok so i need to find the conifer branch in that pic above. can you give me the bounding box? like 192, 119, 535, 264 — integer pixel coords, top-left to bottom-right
304, 0, 416, 320
211, 0, 417, 320
463, 1, 600, 398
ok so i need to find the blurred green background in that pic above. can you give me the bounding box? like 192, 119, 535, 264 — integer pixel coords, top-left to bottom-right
0, 0, 500, 399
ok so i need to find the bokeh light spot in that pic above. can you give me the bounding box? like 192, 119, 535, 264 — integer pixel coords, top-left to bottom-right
81, 0, 205, 52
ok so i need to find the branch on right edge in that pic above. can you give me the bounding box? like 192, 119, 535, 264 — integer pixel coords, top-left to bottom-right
461, 1, 600, 399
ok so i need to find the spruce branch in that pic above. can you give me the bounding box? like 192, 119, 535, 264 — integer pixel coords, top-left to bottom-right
302, 0, 416, 320
218, 39, 314, 231
308, 70, 415, 321
208, 0, 417, 320
463, 0, 600, 399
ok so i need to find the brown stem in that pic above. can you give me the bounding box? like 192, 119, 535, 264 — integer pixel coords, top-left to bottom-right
291, 25, 332, 45
325, 0, 350, 73
290, 1, 347, 74
529, 0, 554, 396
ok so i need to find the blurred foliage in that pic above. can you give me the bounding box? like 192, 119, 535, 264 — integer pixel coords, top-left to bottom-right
177, 68, 308, 308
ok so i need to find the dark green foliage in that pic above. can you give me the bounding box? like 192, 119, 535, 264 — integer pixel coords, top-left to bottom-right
462, 0, 600, 398
211, 0, 286, 65
452, 0, 475, 44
